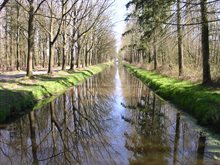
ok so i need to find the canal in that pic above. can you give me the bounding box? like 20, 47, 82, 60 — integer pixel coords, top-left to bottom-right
0, 65, 220, 165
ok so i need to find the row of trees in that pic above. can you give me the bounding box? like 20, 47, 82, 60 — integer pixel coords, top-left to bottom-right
0, 0, 116, 76
0, 68, 117, 164
121, 0, 220, 84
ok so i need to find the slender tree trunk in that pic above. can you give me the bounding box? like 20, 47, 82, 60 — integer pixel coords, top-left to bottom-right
16, 3, 20, 70
33, 45, 36, 69
70, 8, 77, 70
89, 50, 92, 66
177, 0, 183, 76
9, 31, 13, 68
130, 49, 132, 63
70, 43, 75, 70
148, 49, 151, 63
82, 46, 86, 68
57, 49, 60, 66
48, 41, 54, 74
62, 9, 67, 70
153, 37, 157, 70
200, 0, 211, 84
48, 13, 54, 74
27, 0, 34, 77
5, 6, 8, 67
85, 46, 88, 67
76, 46, 80, 68
43, 44, 46, 68
62, 31, 66, 70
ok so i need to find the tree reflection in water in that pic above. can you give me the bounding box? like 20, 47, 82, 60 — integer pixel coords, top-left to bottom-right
0, 66, 220, 165
119, 67, 220, 165
0, 69, 117, 165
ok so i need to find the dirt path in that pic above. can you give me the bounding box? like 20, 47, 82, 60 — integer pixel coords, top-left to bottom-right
0, 68, 62, 80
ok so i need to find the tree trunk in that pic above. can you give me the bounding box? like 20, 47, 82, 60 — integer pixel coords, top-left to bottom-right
16, 3, 20, 70
153, 37, 157, 70
70, 43, 74, 70
48, 41, 54, 74
148, 49, 151, 63
57, 46, 61, 67
89, 50, 92, 66
85, 46, 88, 67
70, 8, 77, 70
62, 31, 66, 70
177, 0, 183, 76
9, 31, 13, 68
5, 6, 9, 68
76, 46, 80, 68
200, 0, 211, 84
81, 48, 85, 68
43, 44, 46, 68
27, 0, 34, 77
62, 10, 67, 70
48, 13, 54, 74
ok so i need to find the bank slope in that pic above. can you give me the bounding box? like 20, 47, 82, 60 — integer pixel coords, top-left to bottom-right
0, 63, 112, 122
125, 64, 220, 131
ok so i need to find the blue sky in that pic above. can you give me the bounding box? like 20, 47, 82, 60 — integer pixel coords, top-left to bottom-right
112, 0, 129, 52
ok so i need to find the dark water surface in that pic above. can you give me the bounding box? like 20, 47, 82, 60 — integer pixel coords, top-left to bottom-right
0, 66, 220, 165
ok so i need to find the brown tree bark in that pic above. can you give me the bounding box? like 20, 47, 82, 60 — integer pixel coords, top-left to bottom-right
177, 0, 183, 76
16, 4, 21, 71
62, 26, 66, 70
27, 0, 34, 77
200, 0, 211, 84
62, 6, 67, 70
153, 37, 157, 70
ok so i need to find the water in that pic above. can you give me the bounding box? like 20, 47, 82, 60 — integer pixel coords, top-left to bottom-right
0, 65, 220, 165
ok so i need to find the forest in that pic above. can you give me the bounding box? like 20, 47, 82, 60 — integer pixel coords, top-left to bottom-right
0, 0, 116, 76
121, 0, 220, 84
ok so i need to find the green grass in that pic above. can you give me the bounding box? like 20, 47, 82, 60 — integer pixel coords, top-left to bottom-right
0, 63, 112, 122
125, 64, 220, 131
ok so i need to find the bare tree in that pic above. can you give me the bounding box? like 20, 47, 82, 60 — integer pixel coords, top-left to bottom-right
0, 0, 115, 73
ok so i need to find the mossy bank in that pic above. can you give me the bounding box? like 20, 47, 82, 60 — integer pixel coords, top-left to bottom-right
0, 63, 112, 122
125, 64, 220, 131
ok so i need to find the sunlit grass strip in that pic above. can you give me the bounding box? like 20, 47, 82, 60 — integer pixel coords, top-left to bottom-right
0, 62, 112, 122
125, 64, 220, 131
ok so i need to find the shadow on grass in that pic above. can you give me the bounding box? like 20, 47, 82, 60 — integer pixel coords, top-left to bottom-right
0, 64, 108, 125
0, 89, 36, 124
0, 79, 17, 84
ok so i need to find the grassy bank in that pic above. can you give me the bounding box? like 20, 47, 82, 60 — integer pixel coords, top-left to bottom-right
0, 63, 112, 122
125, 64, 220, 131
